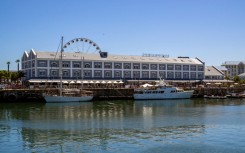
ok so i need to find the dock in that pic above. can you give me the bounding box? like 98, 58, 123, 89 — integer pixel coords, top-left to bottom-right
0, 87, 245, 102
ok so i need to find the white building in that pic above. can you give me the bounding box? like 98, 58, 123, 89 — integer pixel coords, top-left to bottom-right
222, 61, 245, 78
21, 49, 205, 82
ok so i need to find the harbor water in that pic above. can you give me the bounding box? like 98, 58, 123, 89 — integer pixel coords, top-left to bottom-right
0, 99, 245, 153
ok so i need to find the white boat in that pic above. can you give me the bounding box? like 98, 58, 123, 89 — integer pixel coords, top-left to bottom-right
44, 94, 93, 103
43, 37, 93, 103
133, 79, 194, 100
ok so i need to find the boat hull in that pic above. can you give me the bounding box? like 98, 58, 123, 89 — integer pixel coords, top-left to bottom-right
44, 95, 93, 103
133, 91, 194, 100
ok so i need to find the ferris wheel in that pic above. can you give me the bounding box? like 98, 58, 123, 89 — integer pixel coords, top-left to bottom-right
63, 37, 102, 54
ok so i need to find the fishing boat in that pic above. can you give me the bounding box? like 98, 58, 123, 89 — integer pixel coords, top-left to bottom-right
133, 78, 194, 100
43, 37, 93, 103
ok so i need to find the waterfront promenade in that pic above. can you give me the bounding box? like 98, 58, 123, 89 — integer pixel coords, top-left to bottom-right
1, 86, 245, 102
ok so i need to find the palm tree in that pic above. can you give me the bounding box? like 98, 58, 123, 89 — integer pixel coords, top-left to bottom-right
15, 59, 20, 72
6, 61, 10, 73
6, 61, 10, 83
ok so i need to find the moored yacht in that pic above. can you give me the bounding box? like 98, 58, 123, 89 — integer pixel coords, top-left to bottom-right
43, 37, 93, 103
133, 79, 194, 100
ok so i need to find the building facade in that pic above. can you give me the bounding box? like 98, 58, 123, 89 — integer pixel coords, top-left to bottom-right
21, 49, 205, 82
221, 61, 245, 78
204, 66, 224, 80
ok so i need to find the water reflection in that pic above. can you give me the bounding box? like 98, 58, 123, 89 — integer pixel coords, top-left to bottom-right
20, 124, 205, 152
1, 99, 245, 152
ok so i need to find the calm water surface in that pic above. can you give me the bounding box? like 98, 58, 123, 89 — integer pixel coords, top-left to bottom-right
0, 99, 245, 153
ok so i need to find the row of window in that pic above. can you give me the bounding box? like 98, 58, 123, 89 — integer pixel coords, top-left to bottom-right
23, 60, 204, 71
35, 69, 204, 79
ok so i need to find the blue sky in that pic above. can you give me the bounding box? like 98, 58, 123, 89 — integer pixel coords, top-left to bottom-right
0, 0, 245, 70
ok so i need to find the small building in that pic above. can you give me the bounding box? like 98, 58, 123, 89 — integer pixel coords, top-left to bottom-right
204, 66, 224, 80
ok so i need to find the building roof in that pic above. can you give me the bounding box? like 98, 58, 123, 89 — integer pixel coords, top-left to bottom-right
222, 61, 245, 65
238, 72, 245, 77
30, 50, 203, 65
205, 66, 224, 76
215, 66, 228, 71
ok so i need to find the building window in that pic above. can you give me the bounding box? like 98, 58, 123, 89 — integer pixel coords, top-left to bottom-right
190, 72, 196, 79
175, 65, 181, 71
142, 71, 149, 78
32, 70, 35, 77
38, 61, 47, 67
94, 62, 102, 68
175, 72, 181, 79
167, 72, 174, 79
183, 72, 189, 79
159, 71, 166, 79
94, 70, 102, 77
142, 64, 149, 70
124, 63, 131, 69
114, 63, 122, 69
62, 62, 70, 68
190, 65, 196, 71
133, 71, 140, 78
104, 70, 112, 78
150, 64, 157, 70
167, 65, 174, 70
84, 63, 91, 68
198, 72, 203, 79
32, 61, 35, 67
183, 65, 189, 71
50, 70, 58, 77
73, 71, 80, 77
38, 69, 47, 77
62, 70, 69, 77
133, 63, 140, 69
114, 71, 121, 78
198, 66, 204, 71
84, 70, 92, 77
150, 71, 157, 78
73, 62, 80, 68
124, 71, 131, 78
159, 64, 166, 70
51, 62, 58, 67
104, 62, 112, 69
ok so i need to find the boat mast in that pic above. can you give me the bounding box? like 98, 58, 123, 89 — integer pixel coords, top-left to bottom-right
59, 36, 64, 97
81, 56, 84, 90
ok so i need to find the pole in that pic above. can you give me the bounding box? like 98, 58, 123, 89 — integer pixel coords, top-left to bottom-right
59, 36, 64, 97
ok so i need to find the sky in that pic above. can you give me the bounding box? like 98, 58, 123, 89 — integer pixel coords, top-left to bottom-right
0, 0, 245, 70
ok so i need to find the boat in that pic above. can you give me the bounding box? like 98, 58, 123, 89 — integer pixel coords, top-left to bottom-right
133, 78, 194, 100
204, 95, 227, 99
226, 91, 245, 98
43, 37, 93, 103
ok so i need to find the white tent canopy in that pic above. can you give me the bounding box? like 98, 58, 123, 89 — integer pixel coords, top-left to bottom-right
141, 83, 153, 88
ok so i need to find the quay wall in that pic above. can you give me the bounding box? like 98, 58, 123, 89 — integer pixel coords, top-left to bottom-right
0, 87, 245, 102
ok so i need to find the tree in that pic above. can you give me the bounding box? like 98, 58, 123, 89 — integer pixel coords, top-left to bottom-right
233, 75, 240, 83
0, 70, 8, 83
224, 76, 230, 80
6, 61, 10, 73
6, 61, 11, 83
15, 59, 20, 72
